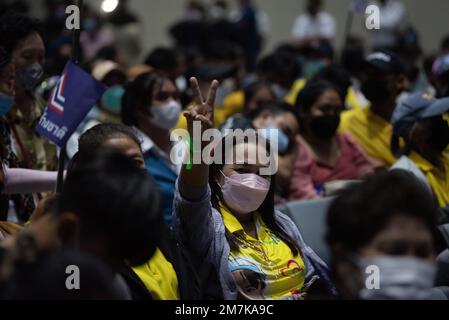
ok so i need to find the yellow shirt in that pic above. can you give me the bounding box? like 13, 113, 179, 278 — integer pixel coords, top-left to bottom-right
285, 79, 307, 106
216, 90, 245, 126
220, 204, 306, 300
339, 106, 397, 166
132, 248, 180, 300
409, 152, 449, 208
345, 86, 369, 110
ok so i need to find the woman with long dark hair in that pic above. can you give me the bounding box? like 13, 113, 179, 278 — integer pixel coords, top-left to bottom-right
173, 77, 335, 300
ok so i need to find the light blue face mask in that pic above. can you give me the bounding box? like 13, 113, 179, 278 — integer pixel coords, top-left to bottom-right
259, 127, 290, 154
101, 85, 125, 114
0, 92, 13, 117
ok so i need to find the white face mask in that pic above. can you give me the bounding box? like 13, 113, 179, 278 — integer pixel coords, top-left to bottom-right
357, 256, 436, 300
220, 170, 270, 214
149, 100, 182, 130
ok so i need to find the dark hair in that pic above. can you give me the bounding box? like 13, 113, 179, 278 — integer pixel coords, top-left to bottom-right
78, 123, 141, 154
256, 51, 301, 89
121, 71, 168, 126
310, 64, 352, 99
325, 170, 439, 254
0, 249, 124, 300
95, 45, 119, 62
249, 101, 300, 127
58, 150, 163, 266
295, 80, 343, 114
209, 133, 299, 256
0, 12, 44, 53
243, 80, 275, 116
144, 47, 177, 73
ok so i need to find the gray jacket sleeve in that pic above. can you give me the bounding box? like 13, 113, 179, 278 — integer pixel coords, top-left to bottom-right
172, 180, 217, 258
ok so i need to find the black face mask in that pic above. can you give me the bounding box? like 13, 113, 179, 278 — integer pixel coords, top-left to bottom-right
308, 114, 341, 139
361, 78, 391, 104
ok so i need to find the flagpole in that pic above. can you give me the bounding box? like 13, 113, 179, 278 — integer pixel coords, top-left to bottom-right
71, 0, 83, 65
56, 0, 83, 193
343, 10, 354, 49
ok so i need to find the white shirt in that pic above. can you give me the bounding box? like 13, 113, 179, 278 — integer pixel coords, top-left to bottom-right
133, 127, 185, 174
291, 12, 336, 41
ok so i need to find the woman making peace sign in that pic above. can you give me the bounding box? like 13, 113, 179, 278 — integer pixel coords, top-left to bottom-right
173, 78, 336, 300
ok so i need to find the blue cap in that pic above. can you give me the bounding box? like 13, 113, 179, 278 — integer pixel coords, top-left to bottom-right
432, 54, 449, 78
364, 50, 407, 74
392, 92, 449, 137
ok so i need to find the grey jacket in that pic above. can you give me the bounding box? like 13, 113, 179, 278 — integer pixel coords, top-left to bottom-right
173, 181, 337, 300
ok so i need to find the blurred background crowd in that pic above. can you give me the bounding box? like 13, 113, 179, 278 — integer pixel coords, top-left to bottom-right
0, 0, 448, 301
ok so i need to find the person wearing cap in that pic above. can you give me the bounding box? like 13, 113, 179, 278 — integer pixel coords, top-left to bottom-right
432, 53, 449, 98
432, 54, 449, 158
127, 64, 154, 81
390, 93, 449, 209
339, 51, 408, 167
90, 60, 127, 124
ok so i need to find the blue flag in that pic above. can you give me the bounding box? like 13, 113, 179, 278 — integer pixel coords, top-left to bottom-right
37, 62, 106, 147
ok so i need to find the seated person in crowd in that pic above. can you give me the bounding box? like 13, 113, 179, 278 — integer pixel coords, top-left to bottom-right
0, 248, 129, 299
219, 80, 276, 128
121, 72, 183, 224
0, 45, 35, 222
256, 50, 301, 101
174, 77, 336, 300
391, 93, 449, 209
71, 123, 210, 300
289, 81, 373, 200
339, 51, 408, 167
212, 51, 299, 126
0, 13, 57, 172
286, 64, 367, 110
326, 170, 441, 300
1, 150, 163, 300
220, 101, 300, 202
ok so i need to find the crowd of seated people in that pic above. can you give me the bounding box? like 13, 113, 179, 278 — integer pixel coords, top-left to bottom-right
0, 0, 448, 300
